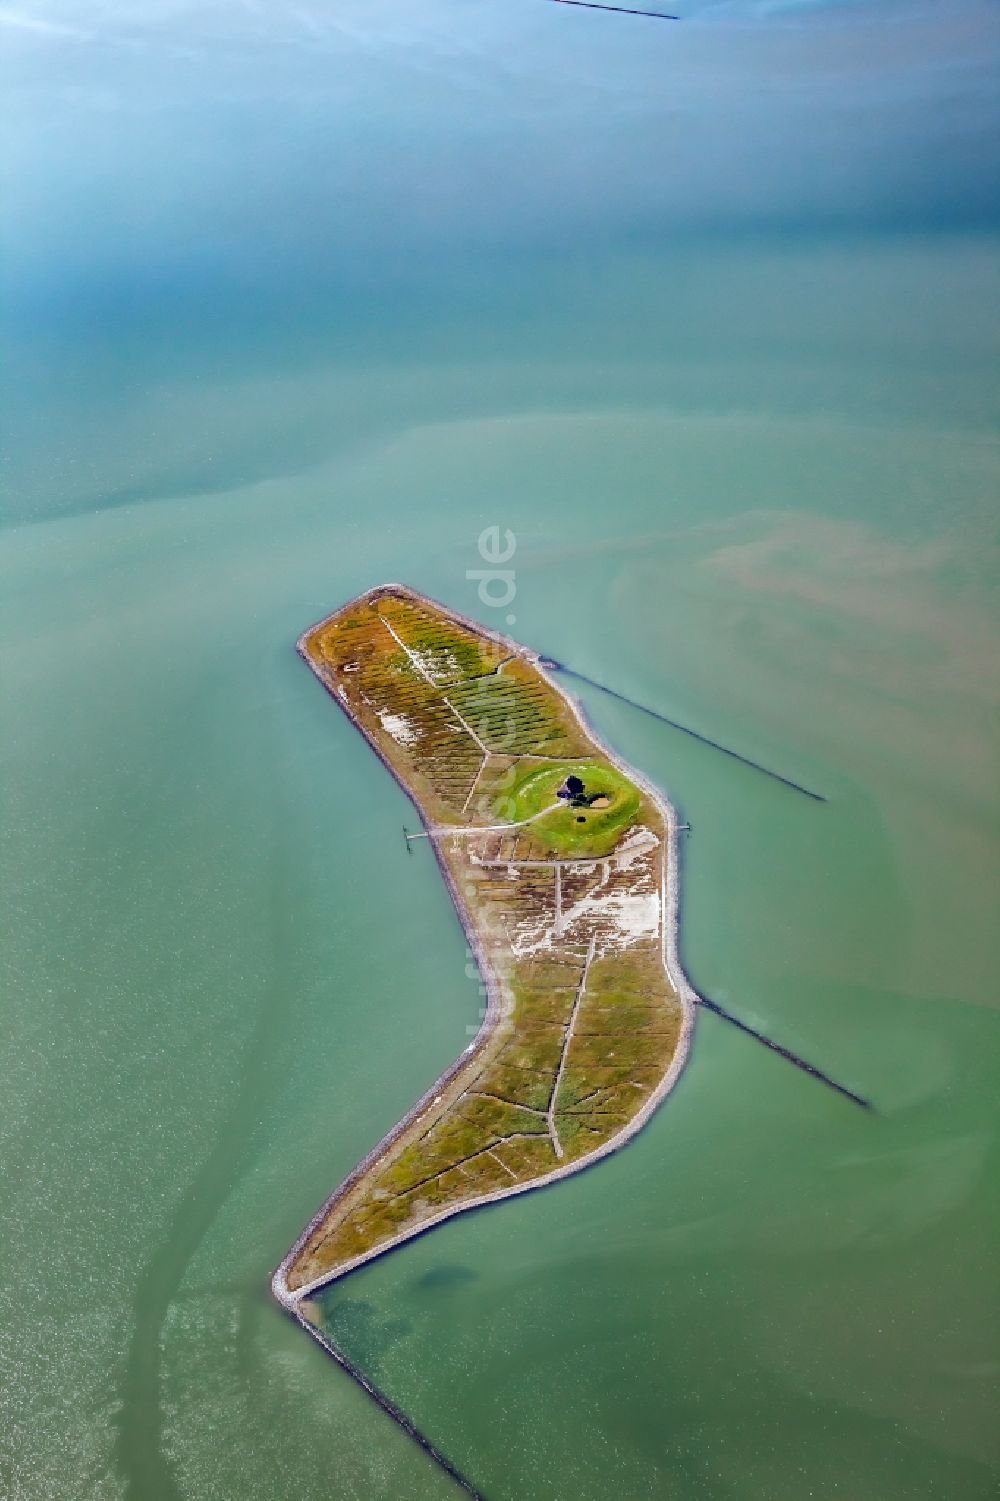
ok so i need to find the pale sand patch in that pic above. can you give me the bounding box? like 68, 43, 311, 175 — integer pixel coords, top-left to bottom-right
375, 708, 418, 746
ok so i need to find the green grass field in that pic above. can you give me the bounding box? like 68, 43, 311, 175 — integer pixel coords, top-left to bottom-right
498, 759, 643, 857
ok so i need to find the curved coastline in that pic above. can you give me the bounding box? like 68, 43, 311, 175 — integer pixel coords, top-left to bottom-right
272, 583, 700, 1311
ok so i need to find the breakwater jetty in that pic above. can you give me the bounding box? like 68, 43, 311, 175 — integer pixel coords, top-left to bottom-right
549, 0, 679, 18
297, 1314, 486, 1498
697, 995, 873, 1110
541, 658, 827, 803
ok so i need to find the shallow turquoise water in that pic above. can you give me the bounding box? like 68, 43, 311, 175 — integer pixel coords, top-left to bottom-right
2, 4, 999, 1499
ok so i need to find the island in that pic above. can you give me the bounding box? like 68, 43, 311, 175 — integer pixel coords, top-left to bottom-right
272, 584, 697, 1314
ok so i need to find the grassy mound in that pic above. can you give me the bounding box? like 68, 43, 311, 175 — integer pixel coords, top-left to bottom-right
499, 759, 642, 857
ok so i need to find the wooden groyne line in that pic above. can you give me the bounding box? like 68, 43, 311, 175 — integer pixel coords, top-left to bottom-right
295, 1313, 487, 1499
697, 995, 873, 1111
549, 0, 679, 18
542, 660, 827, 803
